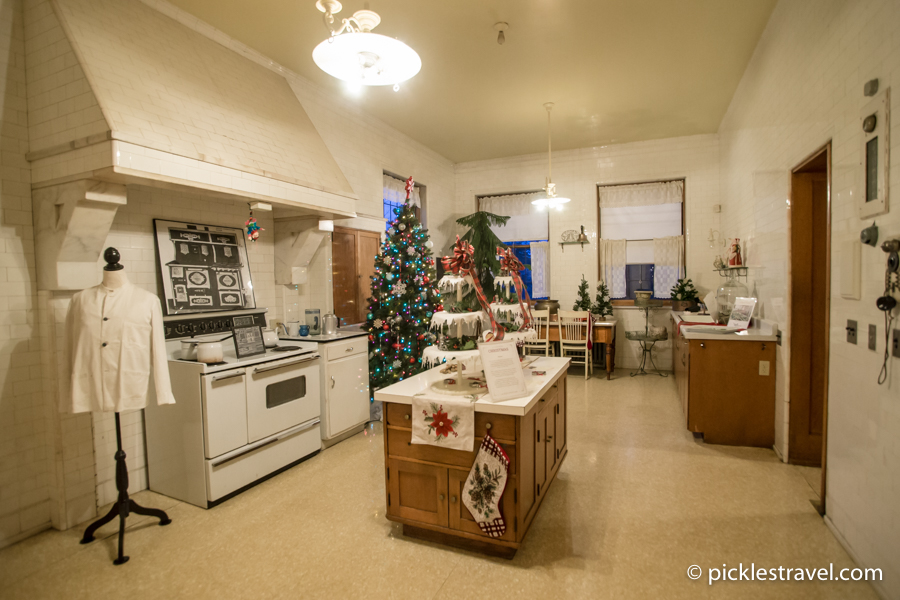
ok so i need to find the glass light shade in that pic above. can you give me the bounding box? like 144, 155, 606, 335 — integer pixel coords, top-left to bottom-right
313, 32, 421, 86
531, 196, 571, 210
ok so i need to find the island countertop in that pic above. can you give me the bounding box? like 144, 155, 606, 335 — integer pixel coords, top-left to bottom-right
374, 356, 571, 416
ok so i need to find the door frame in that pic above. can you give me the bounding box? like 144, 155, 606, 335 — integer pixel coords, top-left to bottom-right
787, 141, 831, 513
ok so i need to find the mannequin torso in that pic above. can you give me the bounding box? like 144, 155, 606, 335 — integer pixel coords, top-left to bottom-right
102, 269, 129, 289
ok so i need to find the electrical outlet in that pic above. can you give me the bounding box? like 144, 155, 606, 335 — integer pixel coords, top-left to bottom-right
846, 320, 857, 345
893, 329, 900, 358
759, 361, 770, 376
869, 324, 878, 351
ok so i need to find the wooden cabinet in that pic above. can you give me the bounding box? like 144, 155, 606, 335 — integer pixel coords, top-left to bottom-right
383, 373, 568, 557
672, 318, 776, 447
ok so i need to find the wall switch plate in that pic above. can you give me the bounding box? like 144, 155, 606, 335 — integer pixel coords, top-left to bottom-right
894, 329, 900, 358
759, 360, 770, 376
869, 324, 878, 351
846, 320, 857, 344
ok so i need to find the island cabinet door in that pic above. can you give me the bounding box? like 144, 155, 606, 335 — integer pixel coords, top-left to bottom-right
386, 459, 448, 527
534, 408, 548, 499
448, 469, 517, 542
554, 391, 566, 463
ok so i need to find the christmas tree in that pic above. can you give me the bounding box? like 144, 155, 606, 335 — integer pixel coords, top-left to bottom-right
573, 274, 592, 311
365, 177, 442, 394
451, 211, 509, 311
592, 282, 614, 317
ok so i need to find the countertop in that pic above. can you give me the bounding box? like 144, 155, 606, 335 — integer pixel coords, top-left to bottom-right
374, 356, 570, 416
280, 328, 368, 343
671, 311, 779, 342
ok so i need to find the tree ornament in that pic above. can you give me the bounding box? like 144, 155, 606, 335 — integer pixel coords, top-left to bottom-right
244, 203, 264, 242
392, 282, 407, 296
399, 224, 406, 231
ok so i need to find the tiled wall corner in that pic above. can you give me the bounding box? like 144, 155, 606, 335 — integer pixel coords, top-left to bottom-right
718, 0, 900, 595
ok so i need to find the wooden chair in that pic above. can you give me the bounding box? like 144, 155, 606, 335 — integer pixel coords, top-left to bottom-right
522, 309, 554, 357
558, 310, 592, 380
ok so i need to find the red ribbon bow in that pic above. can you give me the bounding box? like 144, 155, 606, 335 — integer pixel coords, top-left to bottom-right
441, 237, 504, 341
497, 247, 533, 330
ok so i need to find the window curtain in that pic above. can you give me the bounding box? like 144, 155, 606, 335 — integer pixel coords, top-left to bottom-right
598, 238, 627, 298
598, 180, 683, 208
529, 241, 550, 299
480, 192, 548, 242
383, 173, 420, 207
653, 235, 685, 298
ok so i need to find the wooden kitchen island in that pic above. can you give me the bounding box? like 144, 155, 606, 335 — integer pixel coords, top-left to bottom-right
374, 357, 570, 558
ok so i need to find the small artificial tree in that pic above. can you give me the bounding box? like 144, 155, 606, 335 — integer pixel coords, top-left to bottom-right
592, 282, 614, 318
670, 278, 700, 302
573, 274, 592, 311
365, 178, 442, 394
452, 211, 510, 311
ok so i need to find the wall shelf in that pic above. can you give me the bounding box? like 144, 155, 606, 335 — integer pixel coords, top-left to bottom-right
559, 241, 589, 252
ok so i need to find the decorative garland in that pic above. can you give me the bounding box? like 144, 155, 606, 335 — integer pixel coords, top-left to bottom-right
497, 247, 533, 330
442, 236, 504, 341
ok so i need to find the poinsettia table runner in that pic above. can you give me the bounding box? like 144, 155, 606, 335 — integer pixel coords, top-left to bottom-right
411, 395, 475, 451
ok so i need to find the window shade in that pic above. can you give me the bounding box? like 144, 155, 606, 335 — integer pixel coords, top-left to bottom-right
480, 192, 549, 242
598, 180, 683, 208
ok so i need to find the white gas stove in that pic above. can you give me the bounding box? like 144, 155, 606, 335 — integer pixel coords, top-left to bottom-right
145, 310, 323, 508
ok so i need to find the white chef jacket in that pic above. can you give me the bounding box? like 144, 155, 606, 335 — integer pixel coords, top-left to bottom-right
64, 282, 176, 413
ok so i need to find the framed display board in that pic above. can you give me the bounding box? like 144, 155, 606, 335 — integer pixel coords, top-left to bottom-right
233, 324, 266, 359
154, 219, 256, 315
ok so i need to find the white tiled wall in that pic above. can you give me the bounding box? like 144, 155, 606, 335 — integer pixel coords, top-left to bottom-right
454, 135, 721, 369
23, 0, 107, 154
718, 0, 900, 596
0, 0, 51, 548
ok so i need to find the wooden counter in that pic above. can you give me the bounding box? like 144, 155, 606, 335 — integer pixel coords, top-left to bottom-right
375, 357, 570, 558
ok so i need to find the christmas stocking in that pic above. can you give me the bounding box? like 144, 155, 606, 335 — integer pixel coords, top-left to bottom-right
462, 434, 510, 538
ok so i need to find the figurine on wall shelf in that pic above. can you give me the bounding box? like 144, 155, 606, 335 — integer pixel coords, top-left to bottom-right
728, 238, 743, 267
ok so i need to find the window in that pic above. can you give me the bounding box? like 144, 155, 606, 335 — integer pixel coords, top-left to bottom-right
597, 180, 685, 301
477, 192, 550, 300
383, 173, 423, 230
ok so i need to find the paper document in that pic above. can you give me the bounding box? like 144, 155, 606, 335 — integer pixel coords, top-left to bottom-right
478, 340, 528, 402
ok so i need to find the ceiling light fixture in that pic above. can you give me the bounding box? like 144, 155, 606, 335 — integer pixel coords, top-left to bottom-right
312, 0, 421, 90
532, 103, 571, 211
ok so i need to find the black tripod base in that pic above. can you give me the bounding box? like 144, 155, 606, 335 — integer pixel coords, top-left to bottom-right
79, 413, 171, 565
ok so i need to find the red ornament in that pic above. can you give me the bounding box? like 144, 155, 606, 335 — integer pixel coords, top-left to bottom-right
383, 325, 389, 330
392, 343, 401, 349
368, 335, 374, 342
410, 358, 415, 364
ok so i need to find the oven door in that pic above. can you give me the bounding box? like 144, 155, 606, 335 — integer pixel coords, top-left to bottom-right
246, 354, 321, 443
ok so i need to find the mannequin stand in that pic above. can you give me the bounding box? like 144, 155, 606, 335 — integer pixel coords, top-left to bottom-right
80, 413, 171, 565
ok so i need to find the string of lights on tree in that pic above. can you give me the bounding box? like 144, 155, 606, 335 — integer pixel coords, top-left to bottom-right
365, 177, 442, 395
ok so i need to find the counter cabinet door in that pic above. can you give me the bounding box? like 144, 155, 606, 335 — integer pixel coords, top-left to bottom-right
386, 459, 448, 527
448, 468, 517, 542
324, 353, 370, 438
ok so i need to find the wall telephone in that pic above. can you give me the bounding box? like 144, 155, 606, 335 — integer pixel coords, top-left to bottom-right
877, 239, 899, 384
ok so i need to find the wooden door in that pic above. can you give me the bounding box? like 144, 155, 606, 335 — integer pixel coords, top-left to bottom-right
332, 228, 358, 326
356, 230, 381, 318
789, 146, 830, 467
386, 459, 448, 527
554, 379, 567, 462
447, 469, 516, 542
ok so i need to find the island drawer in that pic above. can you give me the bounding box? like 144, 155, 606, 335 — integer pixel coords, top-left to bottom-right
385, 403, 516, 440
387, 426, 517, 474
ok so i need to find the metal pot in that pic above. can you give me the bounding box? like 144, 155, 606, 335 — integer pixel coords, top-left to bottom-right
181, 339, 225, 363
322, 313, 340, 335
533, 299, 560, 316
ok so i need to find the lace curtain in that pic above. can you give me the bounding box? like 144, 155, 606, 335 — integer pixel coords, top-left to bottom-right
598, 180, 683, 208
598, 238, 627, 298
653, 235, 685, 298
480, 193, 549, 242
383, 173, 421, 207
530, 241, 550, 299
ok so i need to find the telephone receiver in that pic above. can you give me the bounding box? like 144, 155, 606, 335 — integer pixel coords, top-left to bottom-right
877, 239, 900, 312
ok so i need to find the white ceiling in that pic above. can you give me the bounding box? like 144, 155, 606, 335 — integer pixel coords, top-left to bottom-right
164, 0, 777, 163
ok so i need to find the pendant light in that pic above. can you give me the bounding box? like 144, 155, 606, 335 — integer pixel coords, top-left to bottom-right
312, 0, 421, 91
532, 102, 571, 210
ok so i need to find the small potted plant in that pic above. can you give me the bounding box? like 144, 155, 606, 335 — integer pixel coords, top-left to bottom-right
591, 282, 614, 319
670, 278, 699, 312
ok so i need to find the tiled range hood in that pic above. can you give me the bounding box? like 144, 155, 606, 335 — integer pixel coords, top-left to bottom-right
29, 0, 359, 289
